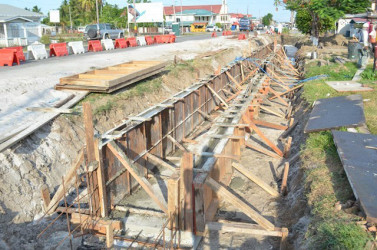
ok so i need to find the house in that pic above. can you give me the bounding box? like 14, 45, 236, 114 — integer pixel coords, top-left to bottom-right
0, 4, 44, 47
164, 0, 231, 30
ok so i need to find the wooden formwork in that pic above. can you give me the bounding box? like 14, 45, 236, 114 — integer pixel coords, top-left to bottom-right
40, 42, 303, 248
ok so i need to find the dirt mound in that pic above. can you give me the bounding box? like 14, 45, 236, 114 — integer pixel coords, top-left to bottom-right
320, 34, 349, 47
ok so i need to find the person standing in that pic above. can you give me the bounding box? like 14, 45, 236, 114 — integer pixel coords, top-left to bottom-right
356, 23, 370, 69
369, 25, 377, 71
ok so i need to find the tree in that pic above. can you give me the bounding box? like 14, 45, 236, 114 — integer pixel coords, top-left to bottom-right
277, 0, 371, 39
262, 13, 273, 26
32, 5, 42, 14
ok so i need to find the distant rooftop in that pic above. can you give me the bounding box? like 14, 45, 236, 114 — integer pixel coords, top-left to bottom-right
164, 5, 222, 15
0, 4, 44, 22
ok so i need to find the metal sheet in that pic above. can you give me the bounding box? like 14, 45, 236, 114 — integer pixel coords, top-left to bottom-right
326, 81, 373, 92
332, 131, 377, 223
304, 94, 366, 133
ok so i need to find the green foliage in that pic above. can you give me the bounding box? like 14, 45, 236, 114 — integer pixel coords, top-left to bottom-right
32, 5, 42, 14
215, 23, 222, 28
282, 27, 290, 34
100, 4, 127, 28
262, 13, 273, 26
283, 0, 371, 37
40, 35, 51, 44
314, 222, 372, 249
361, 66, 377, 81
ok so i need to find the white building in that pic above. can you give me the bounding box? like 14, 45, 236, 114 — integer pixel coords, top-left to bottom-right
164, 0, 231, 29
0, 4, 44, 47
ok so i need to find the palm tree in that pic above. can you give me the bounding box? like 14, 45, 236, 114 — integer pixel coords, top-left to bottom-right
32, 5, 42, 14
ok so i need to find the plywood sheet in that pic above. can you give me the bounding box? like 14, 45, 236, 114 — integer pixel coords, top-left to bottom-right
326, 81, 373, 92
332, 131, 377, 223
304, 95, 366, 133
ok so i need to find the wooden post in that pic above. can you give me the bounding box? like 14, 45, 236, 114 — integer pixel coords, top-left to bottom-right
83, 102, 100, 215
105, 224, 114, 248
181, 152, 194, 232
281, 162, 290, 195
95, 138, 108, 217
193, 181, 206, 234
168, 171, 180, 230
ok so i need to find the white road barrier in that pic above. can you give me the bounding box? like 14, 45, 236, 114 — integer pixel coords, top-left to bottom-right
101, 39, 115, 50
137, 37, 147, 46
27, 43, 48, 60
68, 41, 85, 55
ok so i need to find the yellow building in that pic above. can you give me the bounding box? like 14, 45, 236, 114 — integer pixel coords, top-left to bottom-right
191, 22, 207, 32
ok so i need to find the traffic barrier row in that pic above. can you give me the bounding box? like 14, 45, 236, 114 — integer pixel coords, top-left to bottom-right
222, 30, 232, 36
1, 35, 177, 66
211, 32, 217, 37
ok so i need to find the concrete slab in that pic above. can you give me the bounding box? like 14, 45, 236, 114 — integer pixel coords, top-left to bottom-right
332, 131, 377, 223
326, 81, 373, 92
304, 94, 366, 133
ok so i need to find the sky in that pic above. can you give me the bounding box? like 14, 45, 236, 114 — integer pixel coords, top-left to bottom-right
1, 0, 292, 22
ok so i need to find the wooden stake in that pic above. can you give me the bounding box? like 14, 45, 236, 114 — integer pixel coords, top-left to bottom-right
47, 150, 84, 214
259, 105, 285, 118
245, 142, 282, 159
226, 71, 242, 89
205, 177, 275, 230
280, 162, 290, 195
206, 222, 284, 237
146, 152, 177, 171
206, 84, 229, 109
243, 115, 284, 157
283, 137, 292, 158
108, 141, 168, 214
168, 171, 180, 229
105, 224, 114, 248
167, 134, 188, 152
232, 163, 279, 197
269, 84, 303, 100
181, 152, 194, 232
41, 185, 51, 211
280, 227, 289, 250
252, 119, 288, 130
95, 138, 108, 217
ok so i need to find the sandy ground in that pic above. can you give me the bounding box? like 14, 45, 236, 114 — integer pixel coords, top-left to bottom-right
0, 36, 249, 137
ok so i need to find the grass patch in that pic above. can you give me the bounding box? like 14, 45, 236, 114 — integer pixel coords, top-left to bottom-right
303, 62, 377, 133
301, 61, 374, 248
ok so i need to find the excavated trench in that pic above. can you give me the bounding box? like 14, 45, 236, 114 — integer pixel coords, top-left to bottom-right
0, 36, 279, 249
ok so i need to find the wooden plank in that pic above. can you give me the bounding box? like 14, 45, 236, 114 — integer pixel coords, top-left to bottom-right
259, 105, 285, 118
225, 71, 242, 89
146, 152, 177, 171
205, 177, 275, 230
197, 110, 213, 121
167, 134, 188, 152
107, 141, 168, 214
243, 115, 284, 157
280, 162, 290, 195
206, 222, 283, 237
245, 142, 282, 159
205, 84, 229, 109
83, 102, 96, 162
268, 87, 289, 106
0, 92, 88, 152
181, 152, 194, 232
279, 120, 298, 140
26, 107, 74, 114
46, 150, 84, 214
252, 119, 288, 130
269, 84, 303, 100
232, 162, 279, 197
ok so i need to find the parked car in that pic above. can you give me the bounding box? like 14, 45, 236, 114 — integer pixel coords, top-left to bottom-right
164, 26, 173, 34
84, 23, 124, 40
77, 26, 86, 33
206, 25, 222, 32
257, 24, 264, 30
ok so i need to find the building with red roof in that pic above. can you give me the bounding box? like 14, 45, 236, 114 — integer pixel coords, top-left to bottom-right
164, 1, 231, 30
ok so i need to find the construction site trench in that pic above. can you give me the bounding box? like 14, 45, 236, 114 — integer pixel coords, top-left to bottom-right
0, 35, 316, 249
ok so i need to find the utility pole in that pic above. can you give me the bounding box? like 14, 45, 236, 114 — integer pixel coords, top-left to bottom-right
181, 0, 183, 34
69, 4, 73, 31
134, 0, 137, 36
95, 0, 99, 25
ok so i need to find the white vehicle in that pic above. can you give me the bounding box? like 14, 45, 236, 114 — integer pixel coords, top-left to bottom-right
206, 25, 222, 32
77, 26, 86, 33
